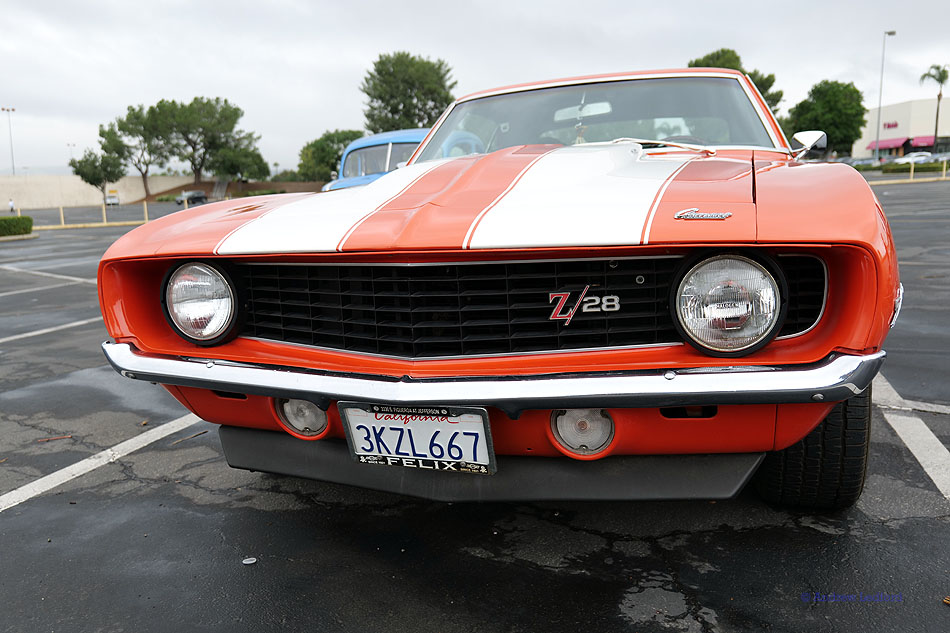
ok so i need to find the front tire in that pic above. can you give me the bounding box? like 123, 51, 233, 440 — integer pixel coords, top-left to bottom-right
754, 387, 871, 510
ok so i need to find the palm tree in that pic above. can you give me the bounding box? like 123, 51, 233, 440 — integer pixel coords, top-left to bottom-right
920, 64, 949, 152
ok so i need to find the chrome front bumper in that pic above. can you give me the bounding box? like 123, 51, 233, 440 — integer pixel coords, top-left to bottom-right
102, 342, 885, 417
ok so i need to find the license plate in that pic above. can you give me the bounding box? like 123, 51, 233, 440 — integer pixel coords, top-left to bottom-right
339, 402, 496, 475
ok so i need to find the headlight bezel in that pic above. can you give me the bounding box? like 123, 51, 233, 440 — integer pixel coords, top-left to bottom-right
161, 261, 241, 346
670, 251, 788, 357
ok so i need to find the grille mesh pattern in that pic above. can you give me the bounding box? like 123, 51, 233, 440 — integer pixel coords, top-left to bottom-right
778, 255, 825, 337
236, 255, 825, 358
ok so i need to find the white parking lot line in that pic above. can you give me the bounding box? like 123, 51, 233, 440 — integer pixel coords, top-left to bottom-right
874, 374, 950, 499
0, 281, 79, 299
0, 264, 97, 285
0, 414, 202, 513
0, 317, 103, 344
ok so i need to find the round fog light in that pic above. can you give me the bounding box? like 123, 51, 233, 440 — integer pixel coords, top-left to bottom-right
276, 399, 328, 437
552, 409, 614, 455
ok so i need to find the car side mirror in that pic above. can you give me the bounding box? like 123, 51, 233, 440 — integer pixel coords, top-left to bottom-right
330, 170, 338, 180
791, 131, 828, 159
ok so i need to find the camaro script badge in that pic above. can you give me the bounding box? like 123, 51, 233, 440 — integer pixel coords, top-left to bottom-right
549, 286, 621, 325
674, 208, 733, 220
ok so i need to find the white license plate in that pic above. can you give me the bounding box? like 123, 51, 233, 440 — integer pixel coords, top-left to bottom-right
339, 402, 496, 475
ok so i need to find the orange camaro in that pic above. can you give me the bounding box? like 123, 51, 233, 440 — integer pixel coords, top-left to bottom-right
99, 69, 901, 508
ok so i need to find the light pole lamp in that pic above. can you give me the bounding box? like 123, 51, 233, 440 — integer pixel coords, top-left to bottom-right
0, 106, 14, 176
874, 31, 897, 163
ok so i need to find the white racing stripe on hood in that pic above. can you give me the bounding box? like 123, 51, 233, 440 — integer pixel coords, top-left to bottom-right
467, 145, 691, 249
216, 159, 449, 254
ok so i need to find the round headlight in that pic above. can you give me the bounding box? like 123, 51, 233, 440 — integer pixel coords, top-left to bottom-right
164, 263, 236, 343
674, 255, 784, 355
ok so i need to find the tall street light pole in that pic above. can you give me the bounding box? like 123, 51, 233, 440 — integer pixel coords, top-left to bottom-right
874, 31, 897, 163
0, 107, 15, 176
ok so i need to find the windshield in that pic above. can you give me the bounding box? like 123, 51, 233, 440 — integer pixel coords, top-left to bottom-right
415, 76, 775, 162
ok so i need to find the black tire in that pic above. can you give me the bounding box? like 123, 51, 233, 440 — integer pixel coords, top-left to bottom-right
754, 387, 871, 510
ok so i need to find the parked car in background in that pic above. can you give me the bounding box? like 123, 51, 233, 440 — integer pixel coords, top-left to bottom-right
105, 194, 120, 206
175, 190, 207, 205
321, 128, 429, 191
894, 151, 932, 164
99, 69, 900, 509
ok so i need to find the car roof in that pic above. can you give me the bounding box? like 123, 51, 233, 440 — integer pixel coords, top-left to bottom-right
344, 128, 430, 152
456, 68, 748, 103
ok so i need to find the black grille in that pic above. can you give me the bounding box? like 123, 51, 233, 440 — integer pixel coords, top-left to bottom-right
235, 255, 826, 358
779, 255, 826, 338
237, 258, 680, 358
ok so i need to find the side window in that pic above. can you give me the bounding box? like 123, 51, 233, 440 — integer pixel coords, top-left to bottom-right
388, 143, 419, 170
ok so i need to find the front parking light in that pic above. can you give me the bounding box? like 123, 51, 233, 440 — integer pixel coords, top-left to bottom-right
551, 409, 614, 455
276, 399, 328, 438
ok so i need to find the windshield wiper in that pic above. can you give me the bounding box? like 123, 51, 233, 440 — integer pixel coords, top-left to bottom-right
608, 137, 716, 156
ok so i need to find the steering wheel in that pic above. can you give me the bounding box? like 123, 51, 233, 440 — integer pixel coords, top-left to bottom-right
660, 135, 708, 145
441, 131, 485, 158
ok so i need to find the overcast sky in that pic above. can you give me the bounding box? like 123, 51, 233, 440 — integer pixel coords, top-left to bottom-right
2, 0, 949, 175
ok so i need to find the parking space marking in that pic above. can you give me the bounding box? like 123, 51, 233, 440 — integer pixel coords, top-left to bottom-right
874, 375, 950, 499
0, 317, 103, 344
0, 265, 97, 285
0, 281, 79, 299
0, 414, 201, 513
874, 374, 950, 415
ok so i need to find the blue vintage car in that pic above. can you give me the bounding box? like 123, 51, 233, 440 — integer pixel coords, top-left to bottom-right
321, 128, 430, 191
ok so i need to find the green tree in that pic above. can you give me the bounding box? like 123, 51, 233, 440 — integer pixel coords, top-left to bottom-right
209, 133, 270, 181
688, 48, 783, 111
154, 97, 247, 184
99, 104, 169, 198
785, 80, 867, 155
298, 129, 363, 181
271, 169, 300, 182
69, 149, 126, 204
361, 52, 456, 133
920, 64, 949, 152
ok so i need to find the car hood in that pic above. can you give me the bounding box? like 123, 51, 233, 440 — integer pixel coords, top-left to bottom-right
104, 144, 757, 259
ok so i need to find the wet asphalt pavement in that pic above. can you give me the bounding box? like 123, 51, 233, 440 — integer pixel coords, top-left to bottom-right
0, 186, 948, 632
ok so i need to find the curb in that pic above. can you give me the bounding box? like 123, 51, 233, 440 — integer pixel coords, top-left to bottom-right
868, 176, 950, 186
0, 232, 39, 242
32, 221, 146, 231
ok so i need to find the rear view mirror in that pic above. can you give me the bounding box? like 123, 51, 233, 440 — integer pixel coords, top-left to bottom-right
554, 101, 612, 122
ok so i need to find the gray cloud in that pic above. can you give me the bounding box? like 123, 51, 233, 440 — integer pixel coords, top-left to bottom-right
2, 0, 948, 173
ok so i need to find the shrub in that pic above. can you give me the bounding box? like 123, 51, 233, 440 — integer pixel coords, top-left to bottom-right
156, 194, 177, 202
882, 161, 947, 174
0, 216, 33, 236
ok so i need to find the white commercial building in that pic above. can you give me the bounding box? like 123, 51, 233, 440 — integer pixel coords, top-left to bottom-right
852, 97, 949, 158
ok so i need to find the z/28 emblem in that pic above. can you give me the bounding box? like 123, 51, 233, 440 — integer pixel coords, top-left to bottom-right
549, 286, 621, 325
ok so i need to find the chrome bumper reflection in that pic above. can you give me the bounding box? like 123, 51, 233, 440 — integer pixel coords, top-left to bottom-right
102, 342, 885, 417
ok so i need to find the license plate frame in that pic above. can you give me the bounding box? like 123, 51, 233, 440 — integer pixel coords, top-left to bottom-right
339, 402, 496, 475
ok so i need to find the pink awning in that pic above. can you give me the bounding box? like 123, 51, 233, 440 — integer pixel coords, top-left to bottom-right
911, 135, 935, 147
866, 137, 908, 150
